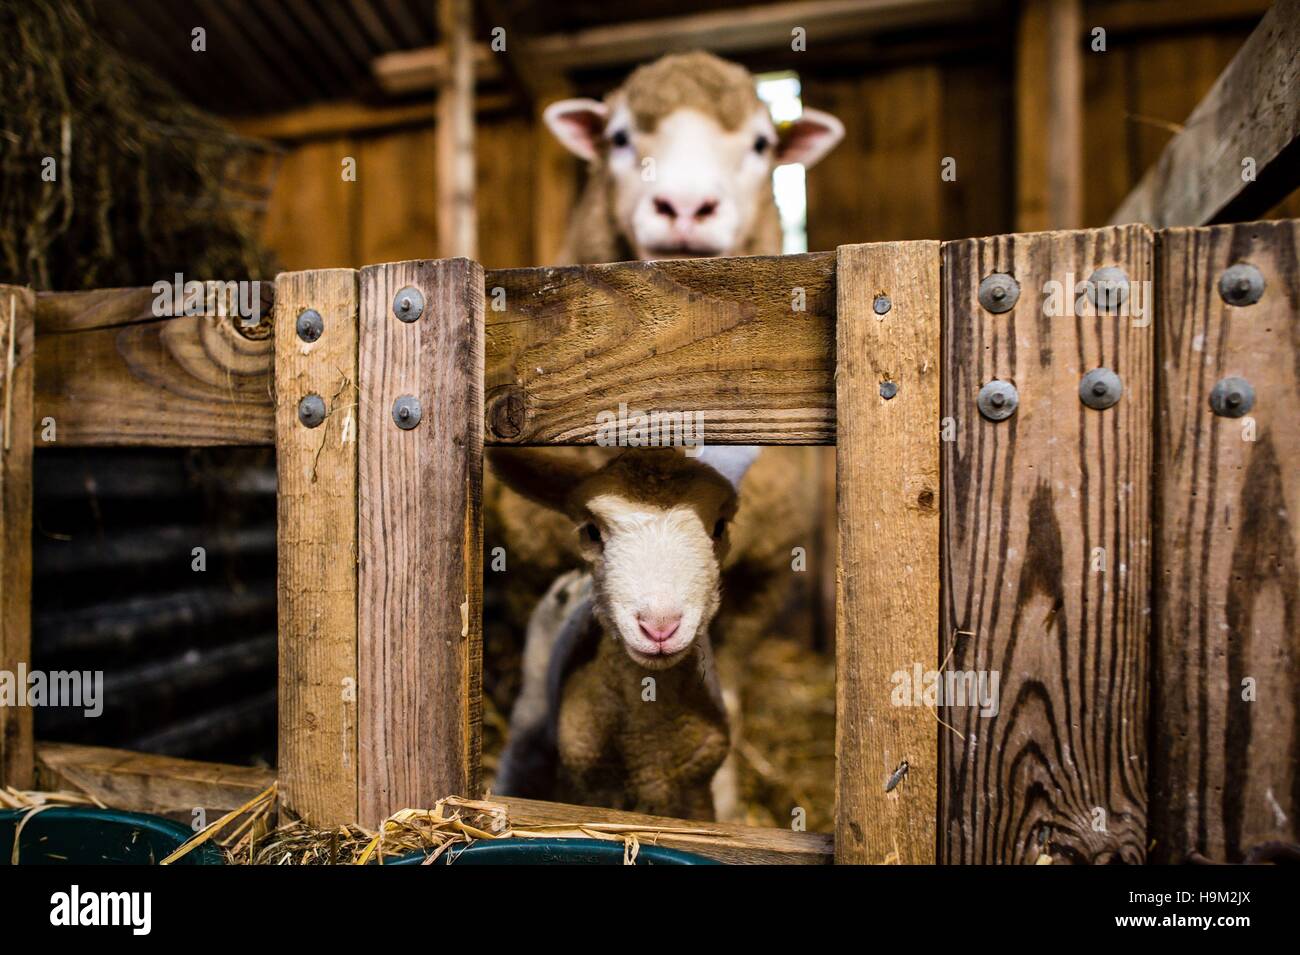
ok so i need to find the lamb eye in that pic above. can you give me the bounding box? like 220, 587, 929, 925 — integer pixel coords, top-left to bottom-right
712, 519, 727, 540
609, 129, 630, 149
583, 523, 602, 544
753, 134, 771, 154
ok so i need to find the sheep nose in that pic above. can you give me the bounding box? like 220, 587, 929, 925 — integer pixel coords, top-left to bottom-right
652, 196, 719, 223
637, 613, 682, 644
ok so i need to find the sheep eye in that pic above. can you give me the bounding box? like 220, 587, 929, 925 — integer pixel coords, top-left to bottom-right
583, 523, 602, 544
609, 129, 630, 149
712, 519, 727, 540
753, 134, 771, 154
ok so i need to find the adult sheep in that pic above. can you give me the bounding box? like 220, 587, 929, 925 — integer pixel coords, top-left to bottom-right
542, 50, 843, 263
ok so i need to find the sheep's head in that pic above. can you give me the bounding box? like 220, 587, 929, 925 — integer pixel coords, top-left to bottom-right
491, 447, 759, 669
544, 51, 843, 260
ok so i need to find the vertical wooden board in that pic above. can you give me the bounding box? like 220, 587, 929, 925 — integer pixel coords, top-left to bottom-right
0, 286, 34, 788
275, 269, 359, 826
1153, 219, 1300, 863
1015, 0, 1083, 232
835, 242, 941, 864
358, 127, 438, 267
260, 137, 359, 270
941, 225, 1153, 863
358, 258, 483, 825
805, 65, 944, 249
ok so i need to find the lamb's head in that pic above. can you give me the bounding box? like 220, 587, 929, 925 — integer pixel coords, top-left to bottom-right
544, 51, 843, 260
490, 447, 759, 669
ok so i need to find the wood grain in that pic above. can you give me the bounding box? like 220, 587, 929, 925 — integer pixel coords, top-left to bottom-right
36, 741, 274, 817
0, 286, 34, 788
1152, 219, 1300, 862
1109, 1, 1299, 227
484, 253, 837, 445
498, 795, 832, 865
33, 310, 274, 447
940, 225, 1153, 863
358, 258, 484, 826
835, 242, 941, 864
274, 269, 360, 827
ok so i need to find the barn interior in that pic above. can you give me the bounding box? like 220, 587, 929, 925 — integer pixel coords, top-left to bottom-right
5, 0, 1297, 835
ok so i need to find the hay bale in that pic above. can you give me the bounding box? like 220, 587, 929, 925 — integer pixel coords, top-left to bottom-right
0, 0, 276, 290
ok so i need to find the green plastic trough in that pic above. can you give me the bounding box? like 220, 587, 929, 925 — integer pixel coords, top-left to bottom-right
0, 806, 222, 865
388, 837, 719, 865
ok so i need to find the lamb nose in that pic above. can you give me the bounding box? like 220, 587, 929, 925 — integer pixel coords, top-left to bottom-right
637, 614, 682, 644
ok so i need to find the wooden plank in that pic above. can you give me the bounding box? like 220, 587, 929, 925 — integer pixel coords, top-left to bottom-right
436, 0, 478, 259
484, 253, 837, 445
940, 225, 1153, 863
1152, 218, 1300, 862
1015, 0, 1083, 232
33, 311, 274, 446
1092, 0, 1271, 33
358, 258, 484, 826
0, 286, 34, 788
834, 242, 940, 863
274, 269, 360, 827
1110, 2, 1300, 227
31, 743, 829, 863
497, 796, 833, 865
35, 742, 274, 817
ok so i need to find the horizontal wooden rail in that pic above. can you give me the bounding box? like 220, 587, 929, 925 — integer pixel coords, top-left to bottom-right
33, 742, 831, 864
32, 254, 838, 447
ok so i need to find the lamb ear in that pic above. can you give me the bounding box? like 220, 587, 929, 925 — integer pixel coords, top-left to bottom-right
488, 448, 604, 513
542, 98, 609, 162
695, 446, 761, 492
775, 108, 844, 169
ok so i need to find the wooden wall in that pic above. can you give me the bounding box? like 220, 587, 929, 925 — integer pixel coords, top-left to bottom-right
244, 7, 1294, 274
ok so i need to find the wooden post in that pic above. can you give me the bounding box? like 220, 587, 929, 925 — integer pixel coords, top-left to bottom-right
1152, 219, 1300, 862
1015, 0, 1083, 231
274, 269, 360, 826
940, 225, 1153, 863
0, 286, 34, 789
834, 242, 941, 864
437, 0, 478, 259
358, 258, 483, 825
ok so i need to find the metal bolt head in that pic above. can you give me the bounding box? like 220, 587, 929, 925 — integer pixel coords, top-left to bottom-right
392, 395, 423, 430
873, 294, 892, 316
1209, 377, 1255, 418
393, 286, 425, 323
977, 379, 1019, 421
880, 380, 898, 400
296, 309, 324, 343
978, 273, 1020, 313
1087, 267, 1129, 313
1079, 367, 1123, 410
1218, 263, 1264, 307
297, 394, 326, 429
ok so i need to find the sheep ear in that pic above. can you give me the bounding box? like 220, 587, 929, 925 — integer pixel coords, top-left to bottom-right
695, 446, 761, 492
543, 98, 609, 162
488, 448, 602, 513
775, 108, 844, 169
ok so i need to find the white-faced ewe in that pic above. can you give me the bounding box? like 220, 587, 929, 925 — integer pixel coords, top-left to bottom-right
542, 50, 844, 263
492, 447, 763, 819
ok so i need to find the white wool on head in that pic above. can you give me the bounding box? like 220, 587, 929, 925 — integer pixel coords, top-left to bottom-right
695, 446, 760, 490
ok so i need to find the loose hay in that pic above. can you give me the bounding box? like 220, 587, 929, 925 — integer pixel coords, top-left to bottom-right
162, 791, 721, 865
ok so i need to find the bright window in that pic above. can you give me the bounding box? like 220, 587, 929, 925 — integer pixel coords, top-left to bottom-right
756, 71, 808, 254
